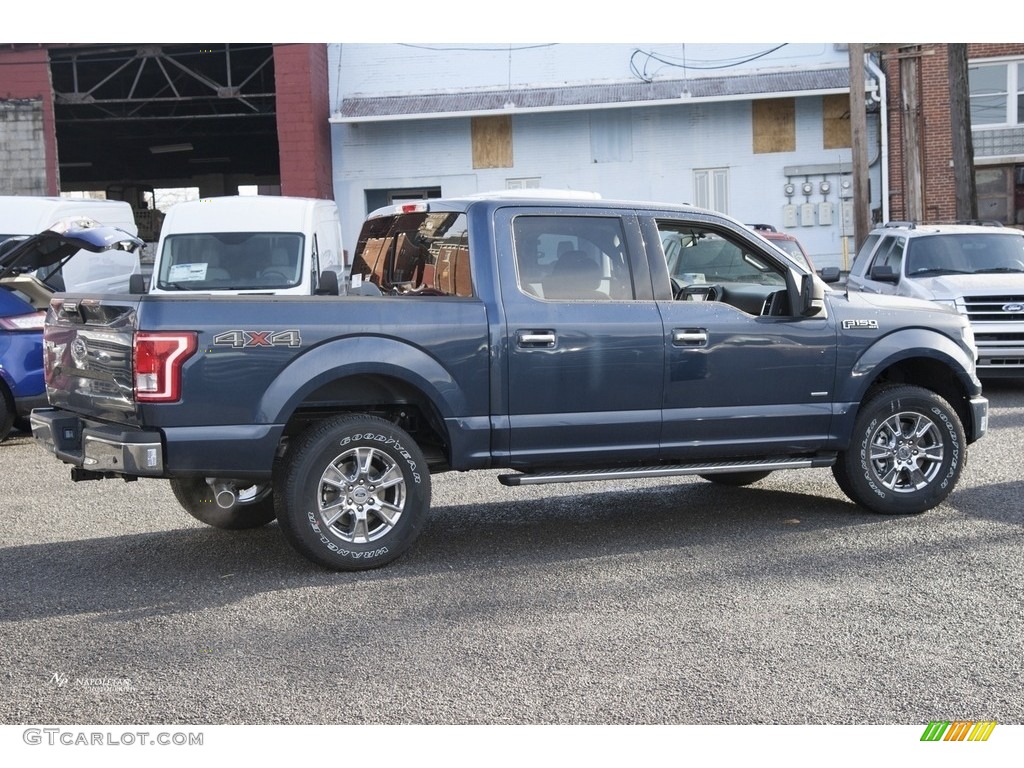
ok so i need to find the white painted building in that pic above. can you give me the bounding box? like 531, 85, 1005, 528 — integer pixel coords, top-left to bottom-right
329, 43, 882, 269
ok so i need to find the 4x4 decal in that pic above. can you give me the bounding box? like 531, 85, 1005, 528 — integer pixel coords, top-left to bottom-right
212, 329, 302, 348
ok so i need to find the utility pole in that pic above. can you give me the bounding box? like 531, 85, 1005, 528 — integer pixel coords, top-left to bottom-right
948, 43, 978, 221
849, 44, 871, 253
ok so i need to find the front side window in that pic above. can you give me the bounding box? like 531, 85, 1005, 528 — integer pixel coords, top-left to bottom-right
850, 233, 881, 276
350, 211, 472, 298
512, 215, 635, 301
660, 225, 785, 288
869, 236, 906, 278
656, 220, 789, 315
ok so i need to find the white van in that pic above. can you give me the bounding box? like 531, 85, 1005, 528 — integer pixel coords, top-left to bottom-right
148, 196, 344, 295
0, 196, 140, 293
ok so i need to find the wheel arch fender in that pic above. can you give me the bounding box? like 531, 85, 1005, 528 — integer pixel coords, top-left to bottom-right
257, 336, 472, 427
834, 327, 981, 437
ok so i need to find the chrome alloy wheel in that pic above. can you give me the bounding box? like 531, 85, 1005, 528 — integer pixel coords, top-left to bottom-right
868, 410, 945, 493
317, 446, 407, 543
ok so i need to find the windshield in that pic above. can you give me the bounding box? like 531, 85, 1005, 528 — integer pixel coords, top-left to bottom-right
906, 232, 1024, 276
156, 232, 305, 290
772, 239, 811, 270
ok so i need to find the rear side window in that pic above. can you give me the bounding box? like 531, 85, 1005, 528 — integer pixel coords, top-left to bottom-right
351, 212, 471, 297
512, 215, 635, 301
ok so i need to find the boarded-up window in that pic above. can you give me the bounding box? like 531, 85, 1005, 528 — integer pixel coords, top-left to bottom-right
823, 94, 851, 149
472, 115, 513, 169
752, 98, 795, 153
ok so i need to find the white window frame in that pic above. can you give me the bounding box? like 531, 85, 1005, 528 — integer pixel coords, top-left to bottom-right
506, 177, 541, 190
694, 168, 729, 214
969, 57, 1024, 128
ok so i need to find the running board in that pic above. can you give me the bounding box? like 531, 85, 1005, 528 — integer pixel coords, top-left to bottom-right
498, 456, 834, 487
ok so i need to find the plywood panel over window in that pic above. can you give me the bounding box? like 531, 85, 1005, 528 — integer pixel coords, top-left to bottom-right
752, 98, 795, 153
823, 93, 851, 149
472, 115, 513, 169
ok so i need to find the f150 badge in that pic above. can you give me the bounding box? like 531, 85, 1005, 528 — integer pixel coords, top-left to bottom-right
213, 329, 302, 348
842, 319, 879, 330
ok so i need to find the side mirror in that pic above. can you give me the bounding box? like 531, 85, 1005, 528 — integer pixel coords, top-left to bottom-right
800, 273, 825, 316
315, 270, 340, 296
869, 264, 899, 283
129, 273, 147, 294
818, 266, 841, 284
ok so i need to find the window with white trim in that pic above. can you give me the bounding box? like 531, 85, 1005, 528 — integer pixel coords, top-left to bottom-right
969, 59, 1024, 127
693, 168, 729, 214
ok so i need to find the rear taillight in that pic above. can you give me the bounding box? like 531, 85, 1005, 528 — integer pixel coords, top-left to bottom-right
134, 332, 197, 402
0, 311, 46, 331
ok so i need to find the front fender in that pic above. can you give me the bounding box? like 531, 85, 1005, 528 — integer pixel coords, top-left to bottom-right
838, 327, 979, 402
830, 327, 982, 444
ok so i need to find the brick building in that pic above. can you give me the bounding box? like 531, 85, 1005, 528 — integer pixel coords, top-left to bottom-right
0, 43, 332, 200
884, 43, 1024, 226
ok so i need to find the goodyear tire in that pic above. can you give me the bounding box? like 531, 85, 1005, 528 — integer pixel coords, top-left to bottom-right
699, 470, 772, 487
833, 385, 966, 515
171, 477, 277, 529
275, 415, 431, 571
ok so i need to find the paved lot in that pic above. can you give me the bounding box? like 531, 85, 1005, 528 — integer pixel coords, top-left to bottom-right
1, 383, 1022, 726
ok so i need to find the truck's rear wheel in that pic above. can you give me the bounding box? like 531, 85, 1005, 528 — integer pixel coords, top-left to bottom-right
171, 478, 277, 529
833, 385, 965, 515
275, 415, 430, 571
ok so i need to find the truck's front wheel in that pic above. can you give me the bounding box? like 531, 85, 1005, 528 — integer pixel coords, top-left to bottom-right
171, 478, 277, 529
833, 385, 966, 515
275, 415, 431, 571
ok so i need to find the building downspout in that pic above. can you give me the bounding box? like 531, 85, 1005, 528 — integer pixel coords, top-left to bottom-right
866, 56, 890, 223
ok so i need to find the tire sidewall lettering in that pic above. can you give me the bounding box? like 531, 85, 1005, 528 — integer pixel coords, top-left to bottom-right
305, 508, 390, 560
338, 432, 422, 484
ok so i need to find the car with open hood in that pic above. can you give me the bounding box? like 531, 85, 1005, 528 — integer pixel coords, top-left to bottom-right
0, 219, 143, 440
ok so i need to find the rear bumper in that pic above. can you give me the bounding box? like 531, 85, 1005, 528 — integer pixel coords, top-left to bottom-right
30, 407, 164, 476
14, 392, 49, 418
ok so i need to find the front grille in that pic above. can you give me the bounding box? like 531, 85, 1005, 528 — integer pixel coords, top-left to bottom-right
963, 295, 1024, 323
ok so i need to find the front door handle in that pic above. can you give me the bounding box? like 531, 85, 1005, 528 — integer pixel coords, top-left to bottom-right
517, 330, 556, 348
672, 328, 708, 346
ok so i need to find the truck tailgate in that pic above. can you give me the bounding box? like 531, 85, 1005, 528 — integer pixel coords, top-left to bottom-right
43, 295, 140, 422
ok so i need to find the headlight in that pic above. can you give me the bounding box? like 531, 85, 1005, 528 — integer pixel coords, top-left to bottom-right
930, 298, 962, 314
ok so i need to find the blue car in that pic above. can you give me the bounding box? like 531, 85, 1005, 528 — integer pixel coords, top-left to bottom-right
0, 221, 143, 441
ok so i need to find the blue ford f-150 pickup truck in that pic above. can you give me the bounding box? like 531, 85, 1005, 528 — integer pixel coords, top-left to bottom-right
31, 196, 989, 570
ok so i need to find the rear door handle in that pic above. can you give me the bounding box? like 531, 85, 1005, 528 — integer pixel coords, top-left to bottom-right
672, 328, 708, 346
517, 330, 556, 348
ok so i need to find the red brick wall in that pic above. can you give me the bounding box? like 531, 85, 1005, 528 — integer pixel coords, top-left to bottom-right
273, 44, 333, 200
0, 45, 59, 195
884, 43, 1024, 223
